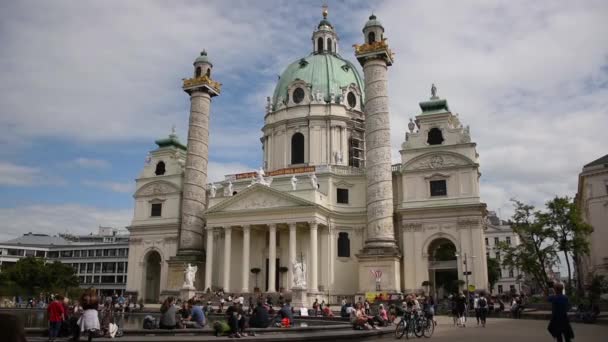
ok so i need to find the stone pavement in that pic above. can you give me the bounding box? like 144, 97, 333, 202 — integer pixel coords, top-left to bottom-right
362, 315, 608, 341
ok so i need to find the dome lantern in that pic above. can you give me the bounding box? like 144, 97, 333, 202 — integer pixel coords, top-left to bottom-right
363, 14, 384, 44
312, 5, 338, 55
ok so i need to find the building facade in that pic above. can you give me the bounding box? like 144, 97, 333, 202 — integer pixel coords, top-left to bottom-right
576, 154, 608, 284
484, 211, 523, 295
0, 227, 129, 295
126, 9, 489, 303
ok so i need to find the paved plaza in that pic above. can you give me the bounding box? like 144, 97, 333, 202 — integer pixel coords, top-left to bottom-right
363, 316, 608, 342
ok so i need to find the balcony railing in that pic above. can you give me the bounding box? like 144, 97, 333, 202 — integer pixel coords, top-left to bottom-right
182, 75, 221, 93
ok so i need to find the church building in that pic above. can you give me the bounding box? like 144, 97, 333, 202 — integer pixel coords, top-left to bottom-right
125, 8, 488, 304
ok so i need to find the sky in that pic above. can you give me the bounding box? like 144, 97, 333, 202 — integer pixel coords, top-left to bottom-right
0, 0, 607, 241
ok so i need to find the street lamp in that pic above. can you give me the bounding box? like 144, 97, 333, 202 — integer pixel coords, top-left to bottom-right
455, 253, 476, 293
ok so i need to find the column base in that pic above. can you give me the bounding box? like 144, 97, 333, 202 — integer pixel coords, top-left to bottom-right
179, 287, 197, 301
356, 253, 401, 293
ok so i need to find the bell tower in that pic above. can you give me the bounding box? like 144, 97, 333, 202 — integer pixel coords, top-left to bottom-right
354, 14, 401, 293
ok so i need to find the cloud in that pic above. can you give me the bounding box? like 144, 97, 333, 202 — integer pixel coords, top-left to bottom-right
0, 204, 133, 242
0, 162, 65, 186
67, 158, 110, 169
82, 180, 133, 193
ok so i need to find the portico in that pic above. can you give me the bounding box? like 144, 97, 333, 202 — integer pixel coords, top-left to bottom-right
203, 184, 331, 294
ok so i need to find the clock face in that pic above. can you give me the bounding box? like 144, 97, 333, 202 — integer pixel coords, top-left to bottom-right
347, 92, 356, 108
293, 87, 305, 104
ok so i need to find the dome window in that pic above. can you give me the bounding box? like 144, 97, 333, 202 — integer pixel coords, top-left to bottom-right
299, 58, 308, 68
347, 92, 357, 108
293, 87, 305, 104
291, 133, 305, 164
195, 67, 202, 78
317, 37, 324, 53
427, 128, 444, 145
327, 38, 332, 53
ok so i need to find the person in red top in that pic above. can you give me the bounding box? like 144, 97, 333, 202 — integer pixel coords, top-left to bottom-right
47, 295, 65, 341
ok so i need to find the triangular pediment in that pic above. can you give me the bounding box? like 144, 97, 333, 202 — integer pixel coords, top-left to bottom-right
206, 184, 316, 214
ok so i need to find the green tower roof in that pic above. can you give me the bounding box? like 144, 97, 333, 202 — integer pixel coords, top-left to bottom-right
193, 50, 212, 66
272, 53, 364, 109
155, 130, 186, 151
363, 14, 383, 31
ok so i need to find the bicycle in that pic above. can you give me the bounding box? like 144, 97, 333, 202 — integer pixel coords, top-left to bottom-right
415, 312, 435, 338
394, 310, 419, 339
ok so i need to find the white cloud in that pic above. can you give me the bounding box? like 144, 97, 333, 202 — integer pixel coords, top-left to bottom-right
0, 162, 65, 186
0, 204, 132, 242
82, 180, 133, 193
68, 158, 110, 169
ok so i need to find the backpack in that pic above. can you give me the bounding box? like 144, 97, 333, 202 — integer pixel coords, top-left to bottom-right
479, 298, 487, 309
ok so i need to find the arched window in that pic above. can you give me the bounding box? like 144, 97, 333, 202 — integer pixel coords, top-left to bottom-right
327, 38, 332, 53
291, 133, 305, 164
206, 68, 211, 77
368, 31, 376, 44
195, 67, 202, 78
338, 232, 350, 257
427, 128, 444, 145
154, 161, 166, 176
317, 37, 324, 53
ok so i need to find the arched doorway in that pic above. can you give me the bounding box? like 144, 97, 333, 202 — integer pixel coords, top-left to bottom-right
427, 238, 458, 298
144, 250, 161, 303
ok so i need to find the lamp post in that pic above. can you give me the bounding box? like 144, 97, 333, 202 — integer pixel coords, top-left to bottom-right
455, 253, 476, 293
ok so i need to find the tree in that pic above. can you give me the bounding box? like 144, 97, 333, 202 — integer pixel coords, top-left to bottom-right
542, 196, 593, 294
498, 200, 557, 295
487, 258, 501, 292
44, 261, 79, 294
6, 257, 47, 295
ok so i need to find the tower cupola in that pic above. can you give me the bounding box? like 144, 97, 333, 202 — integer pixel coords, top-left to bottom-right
193, 50, 213, 79
312, 5, 339, 54
363, 14, 384, 45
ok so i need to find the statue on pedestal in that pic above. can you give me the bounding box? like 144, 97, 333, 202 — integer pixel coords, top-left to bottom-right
183, 263, 198, 289
290, 175, 298, 191
309, 173, 318, 190
292, 260, 307, 288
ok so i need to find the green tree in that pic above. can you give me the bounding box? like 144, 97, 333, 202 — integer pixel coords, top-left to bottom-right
487, 258, 501, 292
5, 257, 47, 295
542, 196, 593, 294
44, 261, 79, 295
498, 200, 557, 295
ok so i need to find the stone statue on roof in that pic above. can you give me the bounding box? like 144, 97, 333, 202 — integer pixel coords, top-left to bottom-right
431, 83, 437, 98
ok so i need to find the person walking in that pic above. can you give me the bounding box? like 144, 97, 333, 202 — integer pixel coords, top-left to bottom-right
456, 292, 467, 327
478, 292, 488, 327
47, 295, 65, 342
473, 293, 481, 325
548, 283, 574, 342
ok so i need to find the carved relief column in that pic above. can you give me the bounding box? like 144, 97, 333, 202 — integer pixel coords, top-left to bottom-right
204, 227, 214, 291
309, 221, 318, 292
267, 224, 277, 292
241, 225, 251, 292
288, 222, 297, 289
223, 226, 231, 292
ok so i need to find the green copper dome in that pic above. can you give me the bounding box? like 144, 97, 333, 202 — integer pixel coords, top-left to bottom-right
363, 14, 383, 31
193, 50, 212, 66
272, 53, 364, 109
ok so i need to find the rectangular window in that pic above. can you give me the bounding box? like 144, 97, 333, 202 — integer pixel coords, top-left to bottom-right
484, 237, 488, 246
35, 250, 45, 258
48, 251, 59, 258
86, 276, 92, 284
495, 252, 500, 261
108, 249, 116, 257
61, 250, 73, 258
8, 249, 23, 256
93, 276, 100, 283
337, 232, 350, 257
151, 203, 162, 217
24, 250, 35, 257
336, 188, 349, 204
102, 262, 116, 273
88, 250, 95, 257
86, 263, 93, 273
429, 180, 447, 197
509, 269, 514, 278
73, 250, 80, 258
117, 275, 124, 283
506, 237, 511, 245
79, 263, 86, 273
94, 262, 101, 273
101, 275, 115, 284
117, 262, 125, 273
103, 249, 109, 257
498, 285, 503, 294
494, 237, 499, 245
510, 285, 516, 292
78, 276, 85, 284
118, 249, 126, 257
95, 249, 102, 257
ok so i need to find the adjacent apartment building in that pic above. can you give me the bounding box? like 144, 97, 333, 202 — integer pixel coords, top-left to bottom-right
485, 211, 524, 295
576, 154, 608, 284
0, 227, 129, 295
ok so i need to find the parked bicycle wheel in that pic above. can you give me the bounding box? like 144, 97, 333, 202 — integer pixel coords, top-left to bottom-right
405, 320, 416, 340
423, 318, 434, 338
395, 319, 406, 339
414, 316, 425, 338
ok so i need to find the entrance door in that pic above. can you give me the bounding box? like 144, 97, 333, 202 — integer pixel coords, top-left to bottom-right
144, 251, 161, 303
265, 258, 279, 291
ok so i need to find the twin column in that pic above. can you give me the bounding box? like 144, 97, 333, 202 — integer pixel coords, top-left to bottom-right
204, 222, 319, 293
